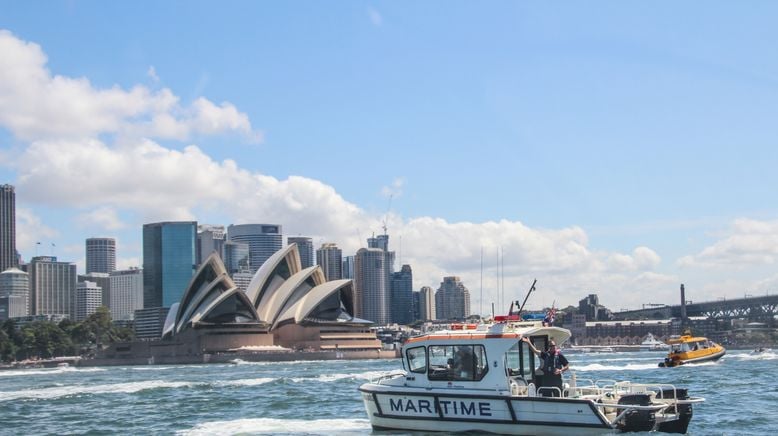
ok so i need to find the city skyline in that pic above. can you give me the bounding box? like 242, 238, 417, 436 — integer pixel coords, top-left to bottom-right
2, 4, 778, 312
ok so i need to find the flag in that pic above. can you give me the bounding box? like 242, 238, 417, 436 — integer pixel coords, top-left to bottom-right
543, 307, 556, 326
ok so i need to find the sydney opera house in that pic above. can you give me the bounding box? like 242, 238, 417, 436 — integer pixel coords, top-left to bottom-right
98, 244, 385, 364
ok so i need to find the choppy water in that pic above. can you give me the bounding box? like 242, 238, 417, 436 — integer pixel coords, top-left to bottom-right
0, 349, 776, 435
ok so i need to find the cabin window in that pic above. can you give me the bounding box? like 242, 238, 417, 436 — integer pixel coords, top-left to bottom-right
427, 345, 488, 381
505, 341, 533, 379
406, 346, 427, 373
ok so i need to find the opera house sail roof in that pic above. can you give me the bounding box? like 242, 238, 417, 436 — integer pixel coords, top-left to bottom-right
162, 244, 370, 340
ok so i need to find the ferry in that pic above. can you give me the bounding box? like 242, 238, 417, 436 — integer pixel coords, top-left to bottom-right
658, 334, 726, 367
360, 318, 703, 434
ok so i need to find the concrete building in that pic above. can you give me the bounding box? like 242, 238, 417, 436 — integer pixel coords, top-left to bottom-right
418, 286, 436, 321
196, 224, 225, 266
29, 256, 77, 318
0, 267, 29, 320
390, 265, 413, 325
109, 268, 143, 321
354, 247, 389, 325
85, 237, 116, 274
142, 221, 197, 309
79, 272, 110, 311
435, 276, 470, 321
316, 243, 342, 280
134, 307, 170, 340
0, 184, 16, 272
288, 236, 314, 269
227, 224, 283, 273
74, 280, 102, 321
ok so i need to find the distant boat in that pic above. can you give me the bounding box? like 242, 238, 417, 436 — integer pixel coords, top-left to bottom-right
640, 333, 670, 351
659, 335, 725, 367
57, 362, 69, 368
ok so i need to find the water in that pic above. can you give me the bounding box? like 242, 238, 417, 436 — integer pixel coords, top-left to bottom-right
0, 349, 775, 435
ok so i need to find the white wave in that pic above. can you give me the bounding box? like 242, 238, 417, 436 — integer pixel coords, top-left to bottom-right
289, 370, 401, 383
726, 351, 778, 361
0, 380, 195, 402
575, 363, 660, 371
0, 367, 106, 377
218, 377, 275, 387
178, 418, 371, 435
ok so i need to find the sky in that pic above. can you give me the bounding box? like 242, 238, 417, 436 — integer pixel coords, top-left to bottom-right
1, 1, 778, 315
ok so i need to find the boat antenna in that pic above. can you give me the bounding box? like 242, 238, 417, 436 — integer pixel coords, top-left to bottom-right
516, 279, 538, 317
479, 246, 483, 317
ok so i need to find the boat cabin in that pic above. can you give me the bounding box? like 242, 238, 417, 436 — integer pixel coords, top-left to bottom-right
401, 322, 571, 396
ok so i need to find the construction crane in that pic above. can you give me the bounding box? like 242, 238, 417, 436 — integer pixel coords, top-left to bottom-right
382, 193, 393, 236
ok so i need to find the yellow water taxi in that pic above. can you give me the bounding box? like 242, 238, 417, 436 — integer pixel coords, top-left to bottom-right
658, 335, 726, 367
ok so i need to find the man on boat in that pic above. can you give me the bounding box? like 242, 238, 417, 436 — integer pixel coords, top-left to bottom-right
522, 337, 569, 397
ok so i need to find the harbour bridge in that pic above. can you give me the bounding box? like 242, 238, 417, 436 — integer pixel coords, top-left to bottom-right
612, 294, 778, 325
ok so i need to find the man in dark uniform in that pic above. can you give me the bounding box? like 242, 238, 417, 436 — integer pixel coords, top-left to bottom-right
522, 337, 569, 397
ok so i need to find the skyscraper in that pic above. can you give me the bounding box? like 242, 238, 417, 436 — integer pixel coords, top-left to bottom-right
0, 267, 29, 320
74, 280, 102, 321
354, 247, 389, 325
0, 184, 16, 272
342, 255, 355, 279
435, 276, 470, 321
142, 221, 197, 309
419, 286, 436, 321
29, 256, 77, 318
109, 268, 143, 321
223, 240, 250, 275
85, 237, 116, 274
227, 224, 283, 273
196, 224, 225, 266
390, 264, 413, 325
288, 236, 314, 268
316, 243, 342, 280
79, 272, 110, 310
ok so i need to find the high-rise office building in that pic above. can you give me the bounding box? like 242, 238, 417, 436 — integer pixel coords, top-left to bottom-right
227, 224, 283, 273
74, 281, 102, 321
223, 240, 250, 275
142, 221, 197, 309
390, 265, 413, 325
85, 237, 116, 274
418, 286, 436, 321
435, 276, 470, 321
354, 247, 389, 325
109, 268, 143, 321
316, 243, 342, 280
29, 256, 77, 318
196, 224, 225, 266
0, 267, 29, 320
342, 255, 355, 279
134, 307, 169, 340
79, 272, 110, 310
0, 184, 16, 272
288, 237, 314, 269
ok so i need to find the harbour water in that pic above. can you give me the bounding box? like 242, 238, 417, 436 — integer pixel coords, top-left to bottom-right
0, 349, 775, 435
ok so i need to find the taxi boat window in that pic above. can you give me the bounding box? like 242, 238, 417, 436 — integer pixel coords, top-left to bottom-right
406, 346, 427, 373
505, 340, 533, 379
427, 345, 488, 381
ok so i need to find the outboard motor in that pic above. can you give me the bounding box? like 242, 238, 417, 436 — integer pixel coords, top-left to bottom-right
616, 394, 656, 432
657, 388, 692, 434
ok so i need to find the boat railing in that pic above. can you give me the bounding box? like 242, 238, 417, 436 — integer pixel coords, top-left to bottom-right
372, 371, 406, 385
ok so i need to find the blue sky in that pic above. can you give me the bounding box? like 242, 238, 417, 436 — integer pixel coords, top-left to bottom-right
1, 1, 777, 313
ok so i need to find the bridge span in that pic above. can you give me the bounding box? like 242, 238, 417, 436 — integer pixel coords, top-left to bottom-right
613, 294, 778, 323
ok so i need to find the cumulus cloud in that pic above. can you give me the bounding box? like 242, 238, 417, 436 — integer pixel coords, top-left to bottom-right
0, 28, 690, 311
381, 177, 404, 198
677, 218, 778, 268
0, 29, 259, 142
15, 208, 58, 254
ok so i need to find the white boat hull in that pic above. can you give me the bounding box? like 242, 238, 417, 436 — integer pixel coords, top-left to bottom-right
360, 386, 612, 435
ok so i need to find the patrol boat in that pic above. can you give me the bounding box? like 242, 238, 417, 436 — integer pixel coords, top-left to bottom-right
359, 318, 704, 434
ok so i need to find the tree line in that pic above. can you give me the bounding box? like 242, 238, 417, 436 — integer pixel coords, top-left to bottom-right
0, 306, 134, 363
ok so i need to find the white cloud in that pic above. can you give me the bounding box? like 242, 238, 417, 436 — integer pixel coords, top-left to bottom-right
368, 8, 383, 27
677, 218, 778, 268
15, 207, 58, 254
147, 66, 160, 83
76, 206, 126, 231
0, 29, 259, 142
380, 177, 404, 198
